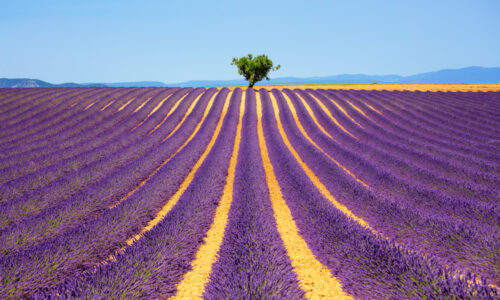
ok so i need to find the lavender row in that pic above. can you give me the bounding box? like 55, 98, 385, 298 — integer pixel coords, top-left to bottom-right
38, 88, 241, 299
0, 88, 163, 196
417, 90, 500, 121
0, 88, 204, 252
260, 88, 497, 299
205, 89, 304, 299
367, 90, 500, 151
0, 88, 67, 122
0, 89, 28, 106
0, 88, 85, 141
374, 90, 500, 145
342, 90, 500, 172
0, 88, 231, 298
0, 88, 163, 179
410, 90, 500, 120
0, 88, 206, 243
282, 88, 499, 232
383, 90, 500, 136
394, 90, 500, 129
352, 89, 500, 159
336, 89, 500, 172
308, 89, 500, 187
272, 89, 499, 285
296, 89, 499, 211
0, 88, 50, 117
0, 88, 95, 143
0, 88, 193, 207
0, 88, 56, 109
282, 89, 499, 229
0, 88, 123, 151
0, 88, 23, 102
299, 92, 498, 202
0, 87, 142, 154
296, 90, 499, 205
0, 88, 170, 182
329, 90, 500, 163
321, 89, 500, 188
316, 88, 500, 181
0, 88, 145, 167
0, 88, 127, 152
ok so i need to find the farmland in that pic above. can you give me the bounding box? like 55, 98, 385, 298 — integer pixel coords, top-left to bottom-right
0, 86, 499, 299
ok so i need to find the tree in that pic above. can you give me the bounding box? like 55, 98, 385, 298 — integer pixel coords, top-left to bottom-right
231, 54, 280, 88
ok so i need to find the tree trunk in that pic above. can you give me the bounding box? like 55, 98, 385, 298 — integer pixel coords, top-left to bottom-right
248, 82, 254, 88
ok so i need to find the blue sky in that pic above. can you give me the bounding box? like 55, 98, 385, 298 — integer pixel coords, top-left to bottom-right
1, 0, 499, 83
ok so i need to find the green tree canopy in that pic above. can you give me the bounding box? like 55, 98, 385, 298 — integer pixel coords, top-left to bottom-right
231, 54, 280, 88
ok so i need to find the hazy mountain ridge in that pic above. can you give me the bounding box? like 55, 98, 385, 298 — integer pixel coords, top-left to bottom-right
84, 81, 168, 87
1, 66, 499, 88
0, 78, 105, 88
0, 79, 164, 88
173, 67, 500, 87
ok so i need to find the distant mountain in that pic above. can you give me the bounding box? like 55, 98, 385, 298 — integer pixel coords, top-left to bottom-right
170, 66, 500, 87
171, 79, 247, 87
2, 66, 499, 88
0, 78, 166, 88
171, 74, 405, 87
87, 81, 168, 87
0, 78, 105, 88
403, 66, 500, 83
0, 78, 53, 88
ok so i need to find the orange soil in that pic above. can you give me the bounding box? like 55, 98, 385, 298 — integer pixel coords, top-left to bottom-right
257, 92, 353, 299
280, 92, 369, 188
267, 92, 375, 233
124, 91, 229, 246
117, 97, 136, 111
100, 99, 116, 111
133, 97, 152, 113
83, 102, 96, 110
172, 92, 245, 299
147, 92, 191, 135
109, 91, 217, 209
304, 92, 357, 139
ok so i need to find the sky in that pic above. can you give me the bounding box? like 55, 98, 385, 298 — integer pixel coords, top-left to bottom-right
1, 0, 499, 84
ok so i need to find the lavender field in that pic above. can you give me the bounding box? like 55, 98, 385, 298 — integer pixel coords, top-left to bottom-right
0, 87, 498, 299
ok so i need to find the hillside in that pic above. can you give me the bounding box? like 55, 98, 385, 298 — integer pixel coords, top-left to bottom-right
0, 87, 498, 298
